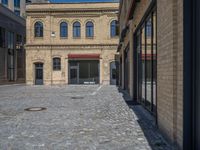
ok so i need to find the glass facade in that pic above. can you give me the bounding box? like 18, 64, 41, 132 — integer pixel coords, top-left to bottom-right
69, 60, 99, 84
136, 10, 157, 114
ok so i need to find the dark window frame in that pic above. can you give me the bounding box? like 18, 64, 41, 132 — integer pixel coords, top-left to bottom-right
73, 21, 81, 38
86, 21, 94, 38
110, 20, 119, 37
53, 57, 61, 71
34, 21, 43, 38
60, 22, 68, 38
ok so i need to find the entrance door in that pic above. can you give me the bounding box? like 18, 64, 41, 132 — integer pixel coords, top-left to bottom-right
69, 66, 78, 84
35, 63, 43, 85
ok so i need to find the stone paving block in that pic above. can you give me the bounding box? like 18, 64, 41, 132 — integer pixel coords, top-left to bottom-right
0, 85, 172, 150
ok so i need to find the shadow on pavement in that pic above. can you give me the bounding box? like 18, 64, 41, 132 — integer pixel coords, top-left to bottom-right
117, 87, 173, 150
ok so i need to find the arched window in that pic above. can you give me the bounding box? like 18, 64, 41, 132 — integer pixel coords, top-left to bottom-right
110, 20, 119, 37
53, 57, 61, 70
86, 21, 94, 38
34, 21, 43, 37
73, 21, 81, 38
60, 22, 68, 38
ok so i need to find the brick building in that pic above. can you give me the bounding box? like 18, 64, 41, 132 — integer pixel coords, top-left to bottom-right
118, 0, 199, 149
25, 2, 119, 85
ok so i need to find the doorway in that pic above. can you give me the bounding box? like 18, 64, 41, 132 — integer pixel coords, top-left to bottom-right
35, 63, 43, 85
69, 65, 79, 84
110, 61, 117, 85
68, 60, 99, 84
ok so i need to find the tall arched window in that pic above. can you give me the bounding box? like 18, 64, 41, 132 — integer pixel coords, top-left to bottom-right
53, 57, 61, 71
110, 20, 119, 37
86, 21, 94, 38
34, 21, 43, 37
73, 21, 81, 38
60, 22, 68, 38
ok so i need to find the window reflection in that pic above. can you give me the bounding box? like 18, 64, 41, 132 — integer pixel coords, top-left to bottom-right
136, 10, 157, 114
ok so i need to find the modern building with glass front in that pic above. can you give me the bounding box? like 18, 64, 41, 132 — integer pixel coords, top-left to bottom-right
0, 0, 26, 17
25, 2, 119, 85
0, 4, 26, 84
118, 0, 200, 149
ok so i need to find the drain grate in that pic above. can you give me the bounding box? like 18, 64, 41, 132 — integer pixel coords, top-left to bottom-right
24, 107, 47, 111
71, 97, 84, 99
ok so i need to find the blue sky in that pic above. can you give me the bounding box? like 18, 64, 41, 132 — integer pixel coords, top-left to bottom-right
50, 0, 119, 3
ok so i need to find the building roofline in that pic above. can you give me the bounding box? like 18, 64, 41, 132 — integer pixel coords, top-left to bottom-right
29, 2, 119, 4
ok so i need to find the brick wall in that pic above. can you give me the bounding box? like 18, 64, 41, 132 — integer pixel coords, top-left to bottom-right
157, 0, 183, 148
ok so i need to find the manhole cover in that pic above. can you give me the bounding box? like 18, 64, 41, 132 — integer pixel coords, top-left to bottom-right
71, 97, 84, 99
24, 107, 47, 111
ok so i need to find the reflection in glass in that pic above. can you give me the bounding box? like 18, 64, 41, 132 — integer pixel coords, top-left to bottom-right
153, 11, 157, 113
145, 17, 152, 110
141, 26, 146, 104
135, 10, 157, 114
69, 60, 99, 84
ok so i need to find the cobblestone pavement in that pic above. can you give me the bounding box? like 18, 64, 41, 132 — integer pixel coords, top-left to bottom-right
0, 85, 172, 150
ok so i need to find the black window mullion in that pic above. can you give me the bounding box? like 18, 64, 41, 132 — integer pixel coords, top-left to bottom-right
144, 22, 147, 108
151, 12, 154, 112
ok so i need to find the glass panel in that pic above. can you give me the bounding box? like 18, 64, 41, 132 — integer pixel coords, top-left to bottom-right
14, 10, 20, 16
141, 26, 146, 104
73, 22, 81, 37
86, 22, 94, 37
79, 61, 89, 81
14, 0, 20, 8
145, 17, 152, 110
60, 22, 68, 37
136, 32, 142, 102
0, 27, 5, 48
152, 11, 157, 113
69, 60, 99, 84
70, 68, 77, 84
35, 22, 43, 37
89, 61, 99, 83
111, 20, 118, 37
124, 46, 129, 91
7, 32, 15, 81
53, 58, 61, 70
2, 0, 8, 5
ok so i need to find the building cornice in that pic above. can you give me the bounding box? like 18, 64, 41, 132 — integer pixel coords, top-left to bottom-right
25, 44, 118, 50
26, 8, 119, 14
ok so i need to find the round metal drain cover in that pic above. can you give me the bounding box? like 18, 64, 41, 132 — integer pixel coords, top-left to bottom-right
71, 97, 84, 99
24, 107, 47, 111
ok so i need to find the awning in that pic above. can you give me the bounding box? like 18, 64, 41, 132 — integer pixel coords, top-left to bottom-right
68, 54, 100, 59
